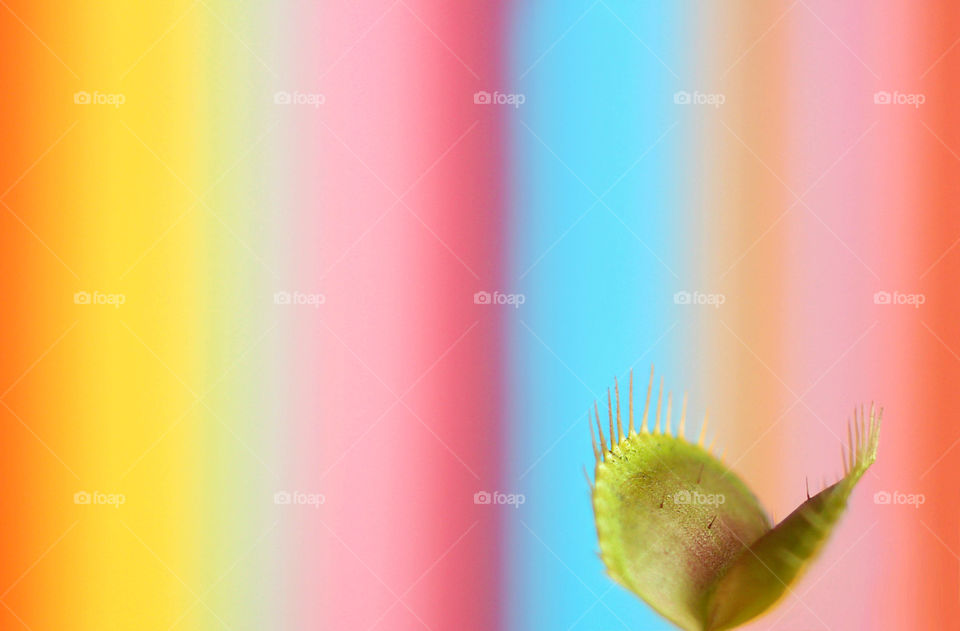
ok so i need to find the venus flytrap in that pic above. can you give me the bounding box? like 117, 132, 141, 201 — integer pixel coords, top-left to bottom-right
590, 368, 880, 631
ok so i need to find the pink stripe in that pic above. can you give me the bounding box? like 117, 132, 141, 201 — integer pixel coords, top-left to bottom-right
276, 2, 506, 627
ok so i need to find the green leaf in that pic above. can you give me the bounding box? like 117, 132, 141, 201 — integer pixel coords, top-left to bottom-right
590, 368, 880, 631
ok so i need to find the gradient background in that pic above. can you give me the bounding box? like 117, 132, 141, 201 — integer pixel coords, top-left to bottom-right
1, 1, 958, 629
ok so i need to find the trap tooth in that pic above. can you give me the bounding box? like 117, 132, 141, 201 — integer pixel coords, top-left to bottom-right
654, 377, 664, 434
678, 392, 688, 439
614, 376, 623, 442
641, 365, 653, 433
698, 409, 710, 446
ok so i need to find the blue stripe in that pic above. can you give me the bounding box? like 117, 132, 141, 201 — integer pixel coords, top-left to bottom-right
505, 2, 690, 629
